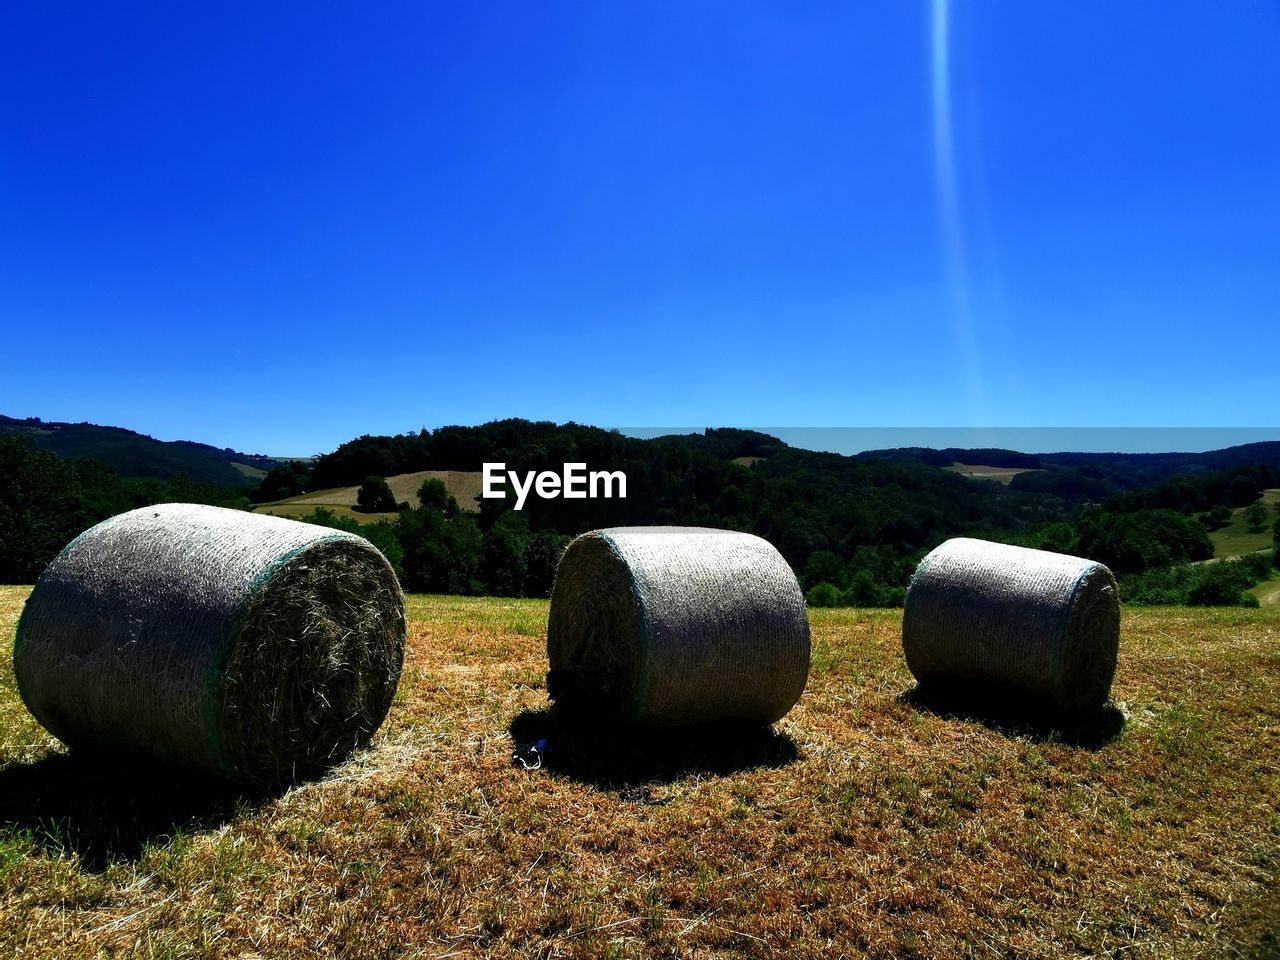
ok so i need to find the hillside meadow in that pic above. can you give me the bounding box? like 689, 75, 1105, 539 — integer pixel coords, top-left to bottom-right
1208, 489, 1280, 560
944, 462, 1041, 485
253, 471, 484, 524
0, 587, 1277, 959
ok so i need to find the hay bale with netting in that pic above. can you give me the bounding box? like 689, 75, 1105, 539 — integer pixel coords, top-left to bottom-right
546, 526, 810, 727
14, 503, 406, 786
901, 537, 1119, 715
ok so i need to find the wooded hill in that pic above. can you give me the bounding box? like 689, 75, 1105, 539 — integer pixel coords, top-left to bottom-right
250, 421, 1279, 603
0, 415, 278, 487
3, 418, 1278, 604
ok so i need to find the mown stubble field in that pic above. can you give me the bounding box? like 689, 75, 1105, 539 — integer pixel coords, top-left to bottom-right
1, 586, 1277, 959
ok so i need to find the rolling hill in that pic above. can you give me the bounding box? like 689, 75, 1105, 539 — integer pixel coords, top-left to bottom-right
254, 470, 484, 522
863, 442, 1280, 487
0, 415, 280, 487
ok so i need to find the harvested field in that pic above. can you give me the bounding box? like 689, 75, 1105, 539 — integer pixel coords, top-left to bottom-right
252, 503, 399, 523
945, 462, 1041, 484
253, 471, 485, 523
0, 587, 1277, 958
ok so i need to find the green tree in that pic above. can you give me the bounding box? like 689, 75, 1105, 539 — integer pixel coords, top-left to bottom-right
0, 436, 143, 583
805, 582, 841, 608
1074, 507, 1212, 574
841, 569, 907, 608
441, 516, 484, 594
356, 476, 396, 513
417, 477, 458, 515
252, 461, 312, 503
396, 507, 483, 594
1199, 504, 1233, 531
802, 550, 846, 589
480, 512, 530, 597
1187, 563, 1259, 609
1187, 563, 1259, 607
524, 530, 567, 598
1244, 501, 1268, 533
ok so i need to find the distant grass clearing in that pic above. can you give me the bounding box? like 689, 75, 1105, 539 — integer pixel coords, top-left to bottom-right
946, 462, 1040, 484
252, 502, 398, 524
228, 461, 267, 480
1, 588, 1276, 957
1209, 489, 1280, 559
254, 470, 484, 523
1249, 575, 1280, 607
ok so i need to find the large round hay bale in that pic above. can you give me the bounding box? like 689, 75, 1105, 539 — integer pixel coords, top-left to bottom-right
901, 537, 1119, 714
546, 527, 810, 727
14, 504, 406, 785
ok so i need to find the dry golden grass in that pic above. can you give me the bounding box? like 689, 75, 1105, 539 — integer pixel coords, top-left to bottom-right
252, 503, 400, 524
1, 587, 1277, 959
259, 472, 484, 516
945, 463, 1041, 485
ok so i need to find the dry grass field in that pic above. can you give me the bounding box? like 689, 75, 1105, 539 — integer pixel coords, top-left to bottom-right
1, 587, 1277, 959
252, 502, 400, 524
945, 463, 1041, 485
255, 472, 484, 523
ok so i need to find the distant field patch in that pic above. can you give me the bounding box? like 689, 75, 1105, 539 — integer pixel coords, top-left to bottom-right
1250, 576, 1280, 607
946, 462, 1040, 484
1208, 489, 1280, 559
257, 470, 483, 520
229, 461, 267, 480
252, 503, 398, 524
731, 456, 764, 467
385, 471, 482, 509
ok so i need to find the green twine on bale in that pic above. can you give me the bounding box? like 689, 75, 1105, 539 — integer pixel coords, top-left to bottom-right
901, 537, 1120, 716
546, 526, 810, 728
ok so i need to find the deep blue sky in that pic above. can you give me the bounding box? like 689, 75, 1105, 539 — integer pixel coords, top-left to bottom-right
2, 3, 1277, 456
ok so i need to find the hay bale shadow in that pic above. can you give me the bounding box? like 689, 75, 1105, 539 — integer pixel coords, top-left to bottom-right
898, 683, 1126, 749
0, 751, 285, 871
508, 707, 800, 795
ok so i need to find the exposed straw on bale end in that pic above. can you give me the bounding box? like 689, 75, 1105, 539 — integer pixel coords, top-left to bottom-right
546, 527, 810, 727
14, 503, 406, 786
902, 537, 1119, 715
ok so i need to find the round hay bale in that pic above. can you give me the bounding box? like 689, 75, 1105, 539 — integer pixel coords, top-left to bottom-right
901, 537, 1119, 714
14, 503, 406, 785
546, 527, 810, 727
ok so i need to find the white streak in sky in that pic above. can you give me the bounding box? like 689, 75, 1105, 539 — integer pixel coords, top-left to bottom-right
930, 0, 986, 421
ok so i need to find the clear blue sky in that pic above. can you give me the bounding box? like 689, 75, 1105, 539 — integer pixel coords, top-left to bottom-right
2, 3, 1277, 456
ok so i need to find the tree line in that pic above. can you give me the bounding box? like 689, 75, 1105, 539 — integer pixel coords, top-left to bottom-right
4, 422, 1278, 607
0, 436, 248, 583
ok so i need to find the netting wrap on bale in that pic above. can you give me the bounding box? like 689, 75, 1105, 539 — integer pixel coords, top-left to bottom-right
14, 503, 406, 785
901, 537, 1119, 715
546, 527, 810, 727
